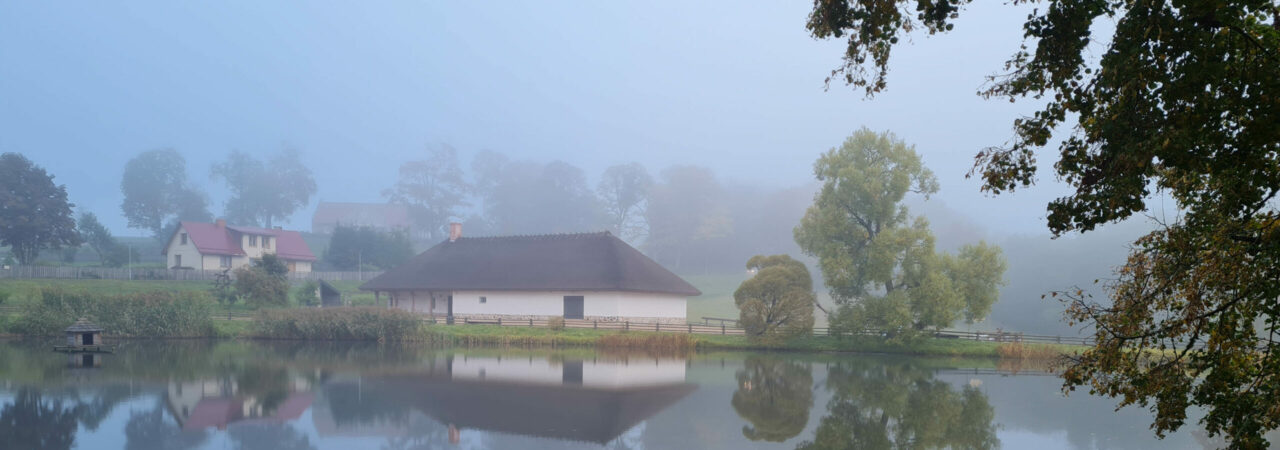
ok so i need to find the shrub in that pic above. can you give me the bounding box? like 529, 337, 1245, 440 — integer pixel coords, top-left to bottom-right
235, 255, 289, 308
547, 316, 565, 330
0, 289, 9, 306
14, 288, 216, 337
294, 281, 320, 307
253, 307, 422, 341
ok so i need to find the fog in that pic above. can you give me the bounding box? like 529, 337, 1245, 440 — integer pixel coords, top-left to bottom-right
0, 1, 1157, 335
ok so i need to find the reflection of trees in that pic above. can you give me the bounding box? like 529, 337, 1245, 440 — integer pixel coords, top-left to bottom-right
797, 360, 998, 450
731, 356, 813, 442
228, 424, 316, 450
124, 401, 207, 450
0, 389, 79, 450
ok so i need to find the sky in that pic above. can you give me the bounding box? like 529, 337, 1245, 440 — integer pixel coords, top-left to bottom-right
0, 1, 1077, 237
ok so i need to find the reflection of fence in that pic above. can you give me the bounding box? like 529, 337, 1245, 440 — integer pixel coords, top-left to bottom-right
0, 266, 381, 282
427, 316, 1096, 344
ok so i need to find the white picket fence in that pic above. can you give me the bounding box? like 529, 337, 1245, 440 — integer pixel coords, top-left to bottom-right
0, 266, 382, 282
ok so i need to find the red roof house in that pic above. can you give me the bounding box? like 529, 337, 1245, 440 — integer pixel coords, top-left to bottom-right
162, 219, 316, 272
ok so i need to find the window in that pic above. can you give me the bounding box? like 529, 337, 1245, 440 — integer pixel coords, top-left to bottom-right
262, 236, 271, 249
249, 235, 258, 247
174, 254, 182, 268
220, 256, 232, 268
480, 296, 487, 304
180, 233, 188, 245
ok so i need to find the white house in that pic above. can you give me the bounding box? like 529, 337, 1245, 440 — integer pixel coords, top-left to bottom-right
162, 219, 317, 272
360, 224, 700, 324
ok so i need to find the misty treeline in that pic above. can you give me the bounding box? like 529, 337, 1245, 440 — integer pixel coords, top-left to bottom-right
120, 148, 316, 241
383, 145, 814, 275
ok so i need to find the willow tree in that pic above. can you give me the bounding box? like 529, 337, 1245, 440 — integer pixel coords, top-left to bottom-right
795, 129, 1005, 337
806, 1, 1280, 446
733, 254, 816, 341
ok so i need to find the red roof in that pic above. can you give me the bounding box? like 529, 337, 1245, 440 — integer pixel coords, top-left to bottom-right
171, 221, 317, 262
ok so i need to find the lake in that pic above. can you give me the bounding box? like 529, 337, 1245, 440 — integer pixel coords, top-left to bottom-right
0, 339, 1258, 449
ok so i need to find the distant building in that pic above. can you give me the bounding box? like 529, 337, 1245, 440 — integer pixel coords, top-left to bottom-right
162, 219, 317, 272
360, 223, 700, 324
311, 202, 411, 235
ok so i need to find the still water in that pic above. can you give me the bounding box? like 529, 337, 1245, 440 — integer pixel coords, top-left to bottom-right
0, 339, 1260, 449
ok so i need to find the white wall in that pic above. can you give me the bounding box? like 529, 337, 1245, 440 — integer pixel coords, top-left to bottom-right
449, 356, 686, 388
165, 225, 206, 270
447, 290, 687, 320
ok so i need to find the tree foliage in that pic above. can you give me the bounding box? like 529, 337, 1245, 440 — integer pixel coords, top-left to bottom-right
385, 144, 471, 242
211, 149, 316, 228
77, 212, 132, 267
645, 166, 733, 271
733, 255, 816, 342
482, 160, 602, 235
323, 226, 413, 270
807, 1, 1280, 445
0, 153, 81, 265
120, 149, 211, 240
234, 254, 290, 308
730, 356, 813, 442
796, 358, 998, 450
795, 130, 1005, 337
597, 162, 653, 242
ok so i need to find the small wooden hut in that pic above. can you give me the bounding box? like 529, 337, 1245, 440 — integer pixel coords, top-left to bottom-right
65, 318, 104, 347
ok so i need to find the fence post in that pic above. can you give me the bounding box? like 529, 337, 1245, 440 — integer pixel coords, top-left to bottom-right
721, 324, 726, 335
529, 318, 533, 327
688, 323, 692, 333
593, 320, 597, 329
497, 318, 502, 326
625, 321, 629, 331
655, 322, 660, 332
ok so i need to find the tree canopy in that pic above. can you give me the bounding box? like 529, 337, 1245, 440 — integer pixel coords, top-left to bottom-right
0, 153, 80, 265
795, 130, 1005, 337
323, 226, 414, 271
733, 254, 816, 342
77, 212, 133, 267
597, 162, 653, 243
211, 149, 316, 228
120, 149, 211, 240
806, 1, 1280, 445
384, 145, 471, 242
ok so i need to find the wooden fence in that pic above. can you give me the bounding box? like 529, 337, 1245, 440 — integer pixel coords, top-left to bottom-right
0, 266, 381, 282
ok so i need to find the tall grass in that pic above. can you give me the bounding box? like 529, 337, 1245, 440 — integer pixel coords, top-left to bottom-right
995, 342, 1070, 360
597, 333, 697, 353
13, 288, 216, 337
253, 307, 423, 341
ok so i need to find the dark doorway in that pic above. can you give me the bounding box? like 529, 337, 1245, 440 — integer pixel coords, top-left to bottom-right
563, 296, 584, 319
562, 360, 584, 385
447, 295, 453, 317
82, 333, 93, 346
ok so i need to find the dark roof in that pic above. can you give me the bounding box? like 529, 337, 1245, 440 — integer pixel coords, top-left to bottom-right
360, 232, 701, 296
65, 318, 103, 333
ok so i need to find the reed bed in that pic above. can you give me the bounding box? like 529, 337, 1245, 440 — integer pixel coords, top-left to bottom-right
253, 307, 422, 341
996, 342, 1072, 360
13, 288, 216, 337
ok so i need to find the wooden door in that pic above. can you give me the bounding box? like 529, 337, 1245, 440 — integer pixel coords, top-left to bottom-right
563, 296, 584, 319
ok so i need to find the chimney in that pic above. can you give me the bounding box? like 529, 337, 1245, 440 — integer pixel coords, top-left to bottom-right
216, 218, 226, 229
448, 222, 462, 242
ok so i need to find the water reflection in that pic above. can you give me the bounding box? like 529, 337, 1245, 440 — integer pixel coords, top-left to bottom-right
732, 356, 813, 442
798, 359, 998, 450
0, 339, 1263, 449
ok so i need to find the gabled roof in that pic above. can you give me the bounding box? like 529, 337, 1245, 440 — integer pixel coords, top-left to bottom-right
167, 221, 317, 262
227, 225, 317, 262
65, 318, 103, 333
177, 222, 246, 257
360, 232, 701, 296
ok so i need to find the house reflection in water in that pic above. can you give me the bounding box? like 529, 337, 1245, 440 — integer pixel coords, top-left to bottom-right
313, 353, 697, 445
165, 375, 315, 431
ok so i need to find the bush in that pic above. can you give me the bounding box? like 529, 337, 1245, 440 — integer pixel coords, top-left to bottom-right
547, 316, 565, 330
0, 289, 9, 306
235, 255, 289, 308
14, 288, 216, 337
253, 307, 422, 341
294, 281, 320, 307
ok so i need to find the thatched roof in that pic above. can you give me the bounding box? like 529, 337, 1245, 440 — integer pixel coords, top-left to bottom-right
65, 318, 103, 333
360, 232, 701, 296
